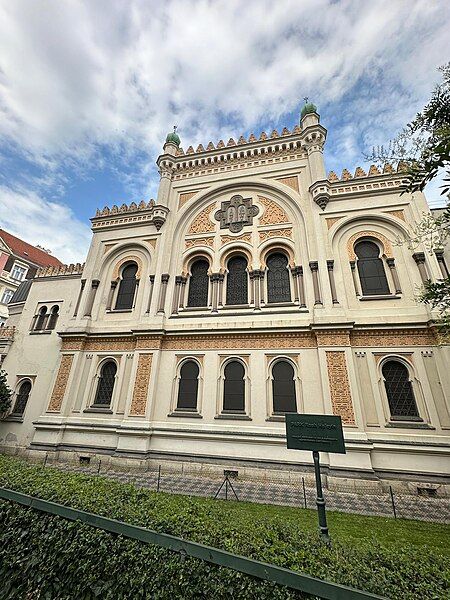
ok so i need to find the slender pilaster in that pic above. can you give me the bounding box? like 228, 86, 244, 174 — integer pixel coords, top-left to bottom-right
172, 276, 184, 314
253, 271, 261, 310
259, 270, 265, 305
412, 252, 429, 283
309, 261, 322, 305
146, 275, 155, 313
249, 271, 255, 305
178, 276, 187, 309
297, 266, 306, 308
106, 281, 118, 311
386, 258, 402, 294
326, 260, 338, 304
157, 274, 170, 313
210, 273, 221, 313
217, 274, 224, 307
83, 279, 100, 317
350, 261, 360, 296
73, 279, 86, 317
435, 250, 449, 278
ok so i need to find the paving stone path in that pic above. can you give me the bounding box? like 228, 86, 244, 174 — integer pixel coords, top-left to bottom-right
53, 463, 450, 524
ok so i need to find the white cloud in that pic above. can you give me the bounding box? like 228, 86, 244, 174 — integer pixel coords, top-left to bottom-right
0, 186, 91, 263
0, 0, 448, 262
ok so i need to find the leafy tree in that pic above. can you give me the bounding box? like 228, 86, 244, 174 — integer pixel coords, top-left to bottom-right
367, 63, 450, 335
0, 369, 12, 414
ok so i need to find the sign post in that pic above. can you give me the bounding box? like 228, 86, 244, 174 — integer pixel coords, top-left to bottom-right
285, 414, 346, 543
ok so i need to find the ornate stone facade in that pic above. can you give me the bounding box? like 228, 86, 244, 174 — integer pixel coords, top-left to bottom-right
47, 354, 74, 412
188, 202, 216, 234
129, 353, 152, 416
258, 196, 290, 225
325, 351, 356, 425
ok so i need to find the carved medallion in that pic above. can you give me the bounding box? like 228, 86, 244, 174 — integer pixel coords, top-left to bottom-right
214, 195, 259, 233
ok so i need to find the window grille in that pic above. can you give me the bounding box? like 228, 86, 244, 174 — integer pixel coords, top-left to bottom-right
355, 241, 390, 295
267, 253, 291, 303
272, 360, 297, 413
382, 360, 420, 419
12, 380, 32, 416
115, 263, 138, 310
223, 361, 245, 412
177, 361, 200, 410
187, 260, 209, 307
226, 256, 248, 305
93, 361, 117, 407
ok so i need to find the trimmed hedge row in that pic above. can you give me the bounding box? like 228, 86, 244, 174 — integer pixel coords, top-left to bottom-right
0, 455, 449, 599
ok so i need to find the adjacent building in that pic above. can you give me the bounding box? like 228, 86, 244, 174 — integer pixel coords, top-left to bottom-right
1, 105, 449, 494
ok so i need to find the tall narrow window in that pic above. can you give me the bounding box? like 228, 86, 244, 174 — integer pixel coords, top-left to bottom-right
223, 361, 245, 412
11, 380, 32, 416
115, 263, 138, 310
272, 360, 297, 413
382, 360, 420, 420
35, 306, 48, 330
46, 305, 59, 330
267, 253, 291, 303
177, 361, 200, 410
355, 241, 390, 296
187, 259, 209, 307
226, 256, 248, 305
93, 361, 117, 407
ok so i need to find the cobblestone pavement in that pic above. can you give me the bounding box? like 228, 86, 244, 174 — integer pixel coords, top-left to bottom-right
53, 463, 450, 524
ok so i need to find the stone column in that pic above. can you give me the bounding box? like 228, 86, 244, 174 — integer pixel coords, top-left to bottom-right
386, 258, 402, 294
297, 266, 306, 308
217, 274, 224, 308
146, 275, 155, 313
73, 279, 86, 317
259, 270, 265, 305
326, 260, 338, 304
249, 271, 255, 305
178, 276, 187, 309
350, 261, 360, 296
290, 267, 299, 302
253, 271, 261, 310
434, 250, 449, 278
157, 274, 170, 314
309, 261, 322, 305
172, 276, 184, 315
412, 252, 428, 283
83, 279, 100, 317
106, 281, 118, 311
210, 274, 221, 313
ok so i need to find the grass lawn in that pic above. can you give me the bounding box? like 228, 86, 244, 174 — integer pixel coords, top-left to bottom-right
0, 454, 449, 599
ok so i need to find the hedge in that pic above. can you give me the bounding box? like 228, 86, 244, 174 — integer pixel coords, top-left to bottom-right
0, 455, 449, 599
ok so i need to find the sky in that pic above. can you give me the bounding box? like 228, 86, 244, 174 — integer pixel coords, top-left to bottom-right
0, 0, 449, 263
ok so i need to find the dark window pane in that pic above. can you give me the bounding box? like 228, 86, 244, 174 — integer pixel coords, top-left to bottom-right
382, 361, 419, 418
47, 306, 59, 330
12, 380, 32, 416
187, 260, 209, 307
115, 263, 138, 310
35, 306, 47, 330
223, 361, 245, 412
267, 253, 291, 303
94, 361, 117, 406
226, 256, 248, 305
177, 361, 199, 410
272, 360, 297, 413
355, 241, 390, 295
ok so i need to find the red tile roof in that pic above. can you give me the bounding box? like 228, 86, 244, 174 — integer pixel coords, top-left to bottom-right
0, 229, 63, 267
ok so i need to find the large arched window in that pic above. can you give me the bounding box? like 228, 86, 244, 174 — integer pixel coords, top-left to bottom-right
187, 259, 209, 307
115, 263, 138, 310
46, 305, 59, 330
223, 360, 245, 412
382, 360, 420, 420
176, 360, 200, 410
11, 380, 32, 416
35, 306, 48, 330
267, 253, 291, 303
93, 361, 117, 407
226, 256, 248, 305
355, 240, 390, 296
272, 360, 297, 414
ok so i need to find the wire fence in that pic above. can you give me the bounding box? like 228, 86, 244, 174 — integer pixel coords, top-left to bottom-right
49, 458, 450, 524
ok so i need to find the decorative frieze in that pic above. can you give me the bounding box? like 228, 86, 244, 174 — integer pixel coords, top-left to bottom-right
163, 332, 317, 350
188, 202, 216, 234
316, 330, 350, 346
185, 237, 214, 249
220, 233, 252, 246
47, 354, 74, 412
129, 353, 153, 416
259, 228, 293, 242
258, 196, 290, 225
325, 351, 355, 425
351, 329, 435, 347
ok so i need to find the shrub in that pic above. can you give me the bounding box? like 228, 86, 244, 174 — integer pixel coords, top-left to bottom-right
0, 370, 12, 414
0, 455, 448, 599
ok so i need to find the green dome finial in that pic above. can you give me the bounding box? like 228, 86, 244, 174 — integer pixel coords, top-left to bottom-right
300, 97, 317, 120
165, 125, 181, 147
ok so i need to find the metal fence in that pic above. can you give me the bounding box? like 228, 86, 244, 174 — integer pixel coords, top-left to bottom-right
49, 459, 450, 524
0, 486, 385, 600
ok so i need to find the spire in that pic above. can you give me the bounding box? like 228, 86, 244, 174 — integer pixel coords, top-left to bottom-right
165, 125, 181, 147
300, 97, 318, 120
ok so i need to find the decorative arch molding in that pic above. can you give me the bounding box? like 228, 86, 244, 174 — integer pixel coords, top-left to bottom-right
258, 195, 290, 226
347, 230, 394, 260
220, 245, 253, 270
260, 240, 296, 268
182, 248, 214, 274
112, 255, 144, 280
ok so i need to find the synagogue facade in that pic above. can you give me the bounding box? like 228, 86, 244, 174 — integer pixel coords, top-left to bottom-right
1, 104, 449, 492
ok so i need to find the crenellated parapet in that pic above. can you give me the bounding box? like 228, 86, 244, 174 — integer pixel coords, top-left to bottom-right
91, 200, 169, 231
36, 263, 85, 278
